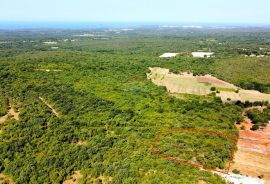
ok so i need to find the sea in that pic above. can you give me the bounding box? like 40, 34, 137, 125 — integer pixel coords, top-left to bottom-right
0, 22, 269, 30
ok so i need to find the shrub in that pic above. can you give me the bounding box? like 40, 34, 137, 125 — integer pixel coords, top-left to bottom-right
251, 124, 260, 131
157, 106, 164, 113
232, 169, 241, 174
210, 86, 216, 91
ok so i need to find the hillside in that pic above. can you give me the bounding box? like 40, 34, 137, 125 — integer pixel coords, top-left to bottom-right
0, 29, 270, 183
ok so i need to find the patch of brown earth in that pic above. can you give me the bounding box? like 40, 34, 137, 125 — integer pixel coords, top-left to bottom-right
93, 176, 113, 184
63, 171, 82, 184
8, 106, 19, 121
230, 148, 270, 183
238, 138, 270, 155
76, 141, 87, 145
0, 100, 19, 124
198, 180, 207, 184
39, 97, 59, 117
0, 173, 14, 184
232, 106, 270, 183
0, 115, 7, 124
197, 75, 237, 88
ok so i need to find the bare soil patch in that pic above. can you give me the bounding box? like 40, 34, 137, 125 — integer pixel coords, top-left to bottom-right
0, 173, 14, 184
76, 141, 87, 145
0, 115, 7, 124
0, 100, 19, 124
147, 67, 210, 96
230, 148, 270, 183
232, 106, 270, 183
197, 75, 237, 89
198, 180, 207, 184
91, 176, 113, 184
8, 106, 19, 121
35, 69, 62, 72
63, 171, 82, 184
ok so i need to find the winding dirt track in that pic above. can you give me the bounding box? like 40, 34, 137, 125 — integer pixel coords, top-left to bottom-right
39, 97, 59, 117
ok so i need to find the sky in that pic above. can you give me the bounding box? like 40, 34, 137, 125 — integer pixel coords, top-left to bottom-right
0, 0, 270, 24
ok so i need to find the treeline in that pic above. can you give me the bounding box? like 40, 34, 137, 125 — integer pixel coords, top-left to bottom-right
237, 48, 270, 56
247, 107, 270, 130
235, 100, 269, 108
239, 81, 270, 93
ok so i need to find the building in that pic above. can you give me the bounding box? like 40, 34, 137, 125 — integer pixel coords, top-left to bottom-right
159, 53, 178, 58
192, 52, 214, 58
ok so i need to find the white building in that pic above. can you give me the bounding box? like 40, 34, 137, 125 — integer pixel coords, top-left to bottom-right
159, 53, 178, 58
192, 52, 214, 58
43, 41, 58, 45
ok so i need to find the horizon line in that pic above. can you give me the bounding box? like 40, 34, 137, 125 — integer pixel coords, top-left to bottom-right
0, 21, 270, 25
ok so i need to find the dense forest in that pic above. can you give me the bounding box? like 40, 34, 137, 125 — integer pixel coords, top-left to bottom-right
0, 28, 270, 183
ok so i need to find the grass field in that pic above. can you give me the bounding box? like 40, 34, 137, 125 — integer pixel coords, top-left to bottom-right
148, 67, 270, 103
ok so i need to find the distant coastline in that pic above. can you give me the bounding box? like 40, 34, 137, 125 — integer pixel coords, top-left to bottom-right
0, 22, 144, 30
0, 21, 270, 30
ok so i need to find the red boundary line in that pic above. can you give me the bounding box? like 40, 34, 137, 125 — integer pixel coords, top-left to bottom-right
151, 128, 237, 174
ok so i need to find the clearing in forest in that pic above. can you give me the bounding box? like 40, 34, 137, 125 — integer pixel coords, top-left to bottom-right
89, 176, 113, 184
63, 171, 82, 184
0, 173, 14, 184
152, 129, 236, 174
147, 67, 270, 102
39, 97, 59, 117
75, 141, 87, 146
35, 69, 62, 72
0, 100, 19, 124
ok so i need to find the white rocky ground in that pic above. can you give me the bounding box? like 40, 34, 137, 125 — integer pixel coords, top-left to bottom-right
214, 172, 264, 184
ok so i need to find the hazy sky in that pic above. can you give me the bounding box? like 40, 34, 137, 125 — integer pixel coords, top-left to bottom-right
0, 0, 270, 24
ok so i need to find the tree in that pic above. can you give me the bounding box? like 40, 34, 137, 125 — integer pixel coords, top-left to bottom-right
232, 169, 240, 174
210, 87, 216, 91
251, 124, 260, 131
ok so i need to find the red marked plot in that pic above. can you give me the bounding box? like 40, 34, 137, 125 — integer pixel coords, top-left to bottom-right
151, 128, 237, 174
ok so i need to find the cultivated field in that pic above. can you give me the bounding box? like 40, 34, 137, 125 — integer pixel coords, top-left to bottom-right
148, 67, 270, 102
